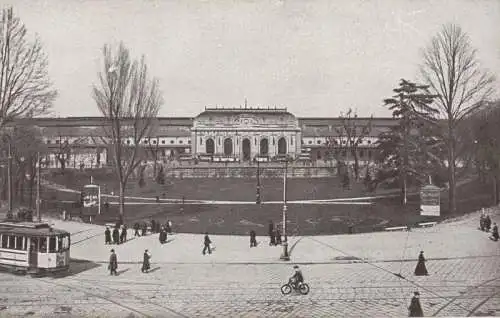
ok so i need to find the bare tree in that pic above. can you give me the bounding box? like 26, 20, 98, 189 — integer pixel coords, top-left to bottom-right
92, 43, 162, 218
420, 23, 495, 213
0, 7, 56, 129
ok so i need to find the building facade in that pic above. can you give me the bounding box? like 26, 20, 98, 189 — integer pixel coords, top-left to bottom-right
11, 107, 397, 168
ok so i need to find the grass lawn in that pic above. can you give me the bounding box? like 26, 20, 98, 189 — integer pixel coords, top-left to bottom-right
39, 169, 493, 236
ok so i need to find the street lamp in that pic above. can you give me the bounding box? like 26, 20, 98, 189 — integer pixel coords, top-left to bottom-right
256, 159, 261, 204
280, 157, 290, 261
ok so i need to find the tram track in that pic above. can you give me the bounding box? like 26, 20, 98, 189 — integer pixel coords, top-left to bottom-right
431, 275, 500, 316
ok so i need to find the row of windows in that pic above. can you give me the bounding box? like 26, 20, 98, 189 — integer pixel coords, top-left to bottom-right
200, 136, 293, 146
125, 139, 190, 145
316, 149, 373, 159
0, 235, 70, 253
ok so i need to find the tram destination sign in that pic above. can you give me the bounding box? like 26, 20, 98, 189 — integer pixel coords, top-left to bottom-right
420, 184, 441, 216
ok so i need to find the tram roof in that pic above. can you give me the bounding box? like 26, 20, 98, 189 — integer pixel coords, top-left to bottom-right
0, 222, 69, 236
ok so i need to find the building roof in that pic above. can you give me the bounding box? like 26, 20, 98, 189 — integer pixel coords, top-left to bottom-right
197, 106, 293, 118
0, 222, 69, 236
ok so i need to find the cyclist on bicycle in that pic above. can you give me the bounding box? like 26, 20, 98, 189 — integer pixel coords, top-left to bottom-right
290, 265, 304, 289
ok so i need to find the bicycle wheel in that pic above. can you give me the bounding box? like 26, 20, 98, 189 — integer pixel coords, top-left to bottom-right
299, 283, 310, 295
281, 284, 292, 295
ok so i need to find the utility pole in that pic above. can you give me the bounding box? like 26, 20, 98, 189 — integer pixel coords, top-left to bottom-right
36, 152, 41, 222
280, 159, 290, 261
256, 159, 261, 204
7, 142, 12, 213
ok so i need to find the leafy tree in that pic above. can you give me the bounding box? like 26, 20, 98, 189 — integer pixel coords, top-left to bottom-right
420, 24, 495, 213
375, 79, 439, 204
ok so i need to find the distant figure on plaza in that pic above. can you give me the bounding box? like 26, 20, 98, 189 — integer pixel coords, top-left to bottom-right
120, 225, 127, 243
167, 220, 173, 234
275, 227, 282, 245
133, 223, 141, 237
108, 249, 118, 276
485, 214, 492, 232
159, 227, 167, 244
480, 212, 486, 231
414, 251, 429, 276
141, 222, 147, 236
408, 291, 424, 317
250, 230, 257, 247
141, 249, 151, 273
202, 232, 212, 255
268, 221, 276, 246
104, 227, 111, 245
112, 227, 120, 245
490, 223, 499, 242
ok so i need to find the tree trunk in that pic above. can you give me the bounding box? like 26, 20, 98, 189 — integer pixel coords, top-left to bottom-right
494, 174, 499, 205
28, 177, 34, 209
119, 181, 125, 218
448, 136, 457, 214
354, 150, 360, 180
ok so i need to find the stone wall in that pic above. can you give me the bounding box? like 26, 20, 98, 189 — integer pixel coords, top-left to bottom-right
162, 166, 337, 178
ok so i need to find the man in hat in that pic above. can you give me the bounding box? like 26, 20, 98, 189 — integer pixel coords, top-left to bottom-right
490, 222, 499, 242
408, 291, 424, 317
104, 227, 111, 245
289, 265, 304, 290
108, 249, 118, 276
141, 249, 151, 273
202, 232, 212, 255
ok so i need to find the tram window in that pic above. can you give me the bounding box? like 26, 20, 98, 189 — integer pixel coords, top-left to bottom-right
57, 236, 63, 252
8, 236, 15, 249
39, 237, 47, 252
1, 235, 7, 248
49, 237, 56, 253
15, 236, 24, 250
30, 238, 38, 251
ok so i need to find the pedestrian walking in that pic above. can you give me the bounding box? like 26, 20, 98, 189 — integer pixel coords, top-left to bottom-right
250, 230, 257, 247
202, 232, 212, 255
141, 222, 147, 236
485, 214, 492, 232
108, 249, 118, 276
414, 251, 429, 276
275, 227, 282, 245
480, 212, 486, 231
408, 291, 424, 317
490, 223, 499, 241
112, 227, 120, 245
268, 221, 275, 246
141, 249, 151, 273
167, 220, 173, 234
104, 227, 111, 245
134, 222, 141, 237
159, 227, 167, 244
120, 225, 127, 243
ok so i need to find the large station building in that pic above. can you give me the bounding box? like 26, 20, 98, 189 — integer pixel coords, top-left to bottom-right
16, 106, 397, 168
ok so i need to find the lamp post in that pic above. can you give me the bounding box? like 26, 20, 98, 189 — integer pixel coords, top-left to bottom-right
36, 152, 41, 222
256, 159, 261, 204
280, 158, 290, 261
7, 142, 12, 213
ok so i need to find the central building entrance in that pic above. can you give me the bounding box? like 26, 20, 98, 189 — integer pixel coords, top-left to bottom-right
242, 138, 251, 161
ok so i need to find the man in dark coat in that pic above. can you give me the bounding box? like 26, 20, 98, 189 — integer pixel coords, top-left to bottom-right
134, 223, 141, 237
408, 291, 424, 317
141, 249, 151, 273
159, 227, 167, 244
104, 227, 111, 244
250, 230, 257, 247
414, 251, 429, 276
202, 232, 212, 255
275, 227, 282, 245
112, 227, 120, 245
485, 215, 492, 232
490, 222, 499, 241
120, 225, 127, 243
108, 249, 118, 276
141, 222, 147, 236
268, 221, 275, 246
480, 213, 486, 231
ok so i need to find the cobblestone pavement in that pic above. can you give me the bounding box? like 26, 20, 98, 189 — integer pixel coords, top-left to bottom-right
0, 255, 499, 317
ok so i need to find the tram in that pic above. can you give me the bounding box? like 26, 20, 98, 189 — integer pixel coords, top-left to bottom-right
0, 221, 70, 275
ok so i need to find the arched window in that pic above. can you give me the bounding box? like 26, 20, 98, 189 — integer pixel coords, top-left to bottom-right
224, 138, 233, 156
206, 138, 215, 154
260, 139, 269, 156
278, 137, 287, 155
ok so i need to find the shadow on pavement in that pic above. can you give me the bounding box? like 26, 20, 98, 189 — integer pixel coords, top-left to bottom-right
116, 268, 130, 276
52, 258, 101, 278
147, 267, 161, 273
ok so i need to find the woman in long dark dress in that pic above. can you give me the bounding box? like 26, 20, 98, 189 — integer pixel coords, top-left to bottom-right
414, 251, 429, 276
141, 249, 151, 273
408, 291, 424, 317
104, 227, 111, 244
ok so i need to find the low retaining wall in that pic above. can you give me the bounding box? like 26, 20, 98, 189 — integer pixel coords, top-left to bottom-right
163, 166, 337, 178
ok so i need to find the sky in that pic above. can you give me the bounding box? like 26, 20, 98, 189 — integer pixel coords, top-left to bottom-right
2, 0, 499, 118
